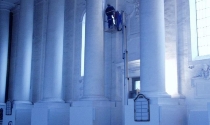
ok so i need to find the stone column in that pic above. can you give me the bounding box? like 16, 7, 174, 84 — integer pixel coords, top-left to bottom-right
83, 0, 105, 100
0, 1, 14, 103
42, 0, 65, 102
140, 0, 168, 97
11, 0, 34, 103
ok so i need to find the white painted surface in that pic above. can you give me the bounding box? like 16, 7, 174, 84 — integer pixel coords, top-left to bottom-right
70, 101, 112, 125
125, 99, 187, 125
31, 103, 69, 125
31, 108, 48, 125
70, 107, 93, 125
188, 110, 208, 125
125, 99, 160, 125
13, 103, 33, 125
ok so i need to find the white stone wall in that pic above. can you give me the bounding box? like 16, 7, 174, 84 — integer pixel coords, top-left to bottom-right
164, 0, 179, 96
177, 0, 210, 115
126, 0, 140, 61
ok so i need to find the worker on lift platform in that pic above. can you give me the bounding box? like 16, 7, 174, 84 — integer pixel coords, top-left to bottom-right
105, 4, 122, 31
105, 4, 115, 29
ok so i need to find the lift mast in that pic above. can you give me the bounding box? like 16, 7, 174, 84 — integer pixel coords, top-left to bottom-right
121, 11, 128, 106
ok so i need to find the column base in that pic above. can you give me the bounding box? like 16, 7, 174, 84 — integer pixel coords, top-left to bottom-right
0, 103, 13, 125
140, 91, 171, 98
13, 102, 33, 125
65, 100, 73, 104
125, 98, 186, 125
81, 96, 109, 101
40, 98, 65, 103
70, 100, 115, 125
170, 93, 186, 98
13, 100, 32, 104
31, 102, 70, 125
0, 103, 5, 106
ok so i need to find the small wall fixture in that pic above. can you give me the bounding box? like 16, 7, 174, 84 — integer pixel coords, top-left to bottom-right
6, 100, 12, 115
134, 94, 150, 122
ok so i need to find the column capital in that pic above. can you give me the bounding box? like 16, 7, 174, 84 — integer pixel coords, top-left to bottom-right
0, 1, 15, 11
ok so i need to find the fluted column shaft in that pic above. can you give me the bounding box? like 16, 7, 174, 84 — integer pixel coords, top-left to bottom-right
11, 0, 34, 102
0, 1, 14, 103
140, 0, 168, 97
83, 0, 105, 100
42, 0, 65, 102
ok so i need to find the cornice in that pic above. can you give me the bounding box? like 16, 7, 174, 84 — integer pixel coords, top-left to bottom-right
0, 1, 15, 11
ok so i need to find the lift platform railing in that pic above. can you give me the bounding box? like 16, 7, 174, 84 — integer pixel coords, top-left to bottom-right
104, 10, 123, 32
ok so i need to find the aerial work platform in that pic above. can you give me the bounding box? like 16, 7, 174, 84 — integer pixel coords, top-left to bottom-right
104, 6, 128, 104
104, 4, 123, 33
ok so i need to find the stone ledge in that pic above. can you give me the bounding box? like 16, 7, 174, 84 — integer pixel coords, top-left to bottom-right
71, 100, 115, 107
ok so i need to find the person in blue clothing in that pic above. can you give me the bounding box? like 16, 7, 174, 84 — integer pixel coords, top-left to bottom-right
105, 4, 115, 28
115, 11, 122, 31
